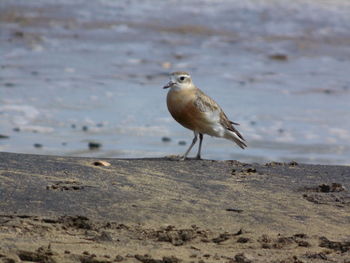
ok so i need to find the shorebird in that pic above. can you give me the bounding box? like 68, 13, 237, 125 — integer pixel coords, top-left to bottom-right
163, 71, 247, 160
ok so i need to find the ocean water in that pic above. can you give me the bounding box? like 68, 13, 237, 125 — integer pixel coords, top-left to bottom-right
1, 0, 350, 165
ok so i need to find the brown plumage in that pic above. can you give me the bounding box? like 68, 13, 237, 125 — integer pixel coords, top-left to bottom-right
163, 72, 246, 160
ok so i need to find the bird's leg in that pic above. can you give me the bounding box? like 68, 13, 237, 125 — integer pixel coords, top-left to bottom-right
180, 132, 198, 160
195, 133, 203, 160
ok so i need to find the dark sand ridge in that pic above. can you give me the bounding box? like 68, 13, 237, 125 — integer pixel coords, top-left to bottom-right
0, 152, 349, 263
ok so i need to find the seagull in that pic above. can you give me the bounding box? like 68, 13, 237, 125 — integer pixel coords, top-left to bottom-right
163, 71, 247, 160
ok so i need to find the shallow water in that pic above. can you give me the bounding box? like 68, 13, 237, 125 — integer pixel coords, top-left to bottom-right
1, 0, 350, 164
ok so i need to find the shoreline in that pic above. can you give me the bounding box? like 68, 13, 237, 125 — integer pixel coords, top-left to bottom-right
0, 151, 349, 262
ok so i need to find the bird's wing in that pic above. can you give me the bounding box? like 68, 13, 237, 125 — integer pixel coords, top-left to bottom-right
220, 111, 245, 141
194, 89, 221, 112
194, 89, 245, 141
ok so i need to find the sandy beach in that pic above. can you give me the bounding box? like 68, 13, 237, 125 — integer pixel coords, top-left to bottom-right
0, 152, 349, 262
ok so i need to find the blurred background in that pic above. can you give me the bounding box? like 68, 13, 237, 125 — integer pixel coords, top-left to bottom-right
1, 0, 350, 165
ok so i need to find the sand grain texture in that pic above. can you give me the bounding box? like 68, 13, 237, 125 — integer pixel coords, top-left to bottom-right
0, 152, 349, 262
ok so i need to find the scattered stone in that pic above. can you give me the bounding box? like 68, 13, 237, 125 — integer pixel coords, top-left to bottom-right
94, 231, 113, 242
4, 83, 15, 88
0, 134, 9, 139
13, 31, 24, 37
162, 256, 181, 263
82, 126, 89, 132
71, 124, 76, 129
157, 228, 196, 246
93, 160, 111, 167
232, 167, 257, 175
135, 254, 181, 263
249, 121, 256, 125
13, 127, 20, 132
296, 240, 310, 247
274, 237, 295, 249
233, 229, 244, 236
245, 168, 256, 173
318, 183, 344, 193
265, 161, 283, 167
212, 233, 231, 244
62, 142, 67, 146
323, 89, 333, 94
293, 233, 308, 239
268, 53, 288, 61
319, 236, 350, 252
115, 255, 124, 262
18, 246, 56, 263
162, 136, 171, 142
88, 142, 101, 150
288, 161, 298, 166
225, 208, 243, 213
58, 215, 95, 230
237, 237, 250, 243
304, 252, 327, 260
178, 140, 186, 146
173, 53, 185, 60
47, 181, 84, 191
34, 143, 43, 148
234, 253, 252, 263
304, 183, 345, 193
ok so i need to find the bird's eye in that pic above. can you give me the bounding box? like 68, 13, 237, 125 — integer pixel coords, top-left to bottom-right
179, 76, 186, 81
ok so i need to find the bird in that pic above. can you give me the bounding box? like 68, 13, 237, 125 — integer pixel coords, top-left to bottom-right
163, 71, 247, 160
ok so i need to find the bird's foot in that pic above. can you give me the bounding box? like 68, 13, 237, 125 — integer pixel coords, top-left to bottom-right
195, 155, 202, 160
179, 155, 187, 161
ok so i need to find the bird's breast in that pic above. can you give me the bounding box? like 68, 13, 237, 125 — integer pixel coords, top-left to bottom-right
167, 88, 209, 132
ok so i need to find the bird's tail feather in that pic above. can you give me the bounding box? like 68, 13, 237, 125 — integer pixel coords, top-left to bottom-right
225, 130, 247, 149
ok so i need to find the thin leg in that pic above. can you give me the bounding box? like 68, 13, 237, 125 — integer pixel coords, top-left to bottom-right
196, 133, 203, 160
180, 132, 198, 160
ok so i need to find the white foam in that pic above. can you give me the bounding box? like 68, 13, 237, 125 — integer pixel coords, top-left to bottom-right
0, 105, 40, 125
116, 126, 169, 136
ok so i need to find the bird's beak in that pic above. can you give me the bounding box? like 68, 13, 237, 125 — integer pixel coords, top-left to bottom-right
163, 81, 174, 89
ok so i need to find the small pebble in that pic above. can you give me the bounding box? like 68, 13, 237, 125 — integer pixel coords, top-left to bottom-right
82, 126, 89, 131
88, 142, 101, 150
13, 127, 20, 132
34, 143, 43, 148
115, 255, 124, 262
268, 53, 288, 61
162, 136, 171, 142
4, 83, 15, 87
14, 31, 24, 37
0, 134, 10, 139
178, 140, 186, 146
71, 124, 76, 129
250, 121, 256, 126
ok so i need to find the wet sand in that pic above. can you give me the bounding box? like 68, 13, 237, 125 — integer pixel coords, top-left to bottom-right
2, 1, 350, 164
0, 152, 349, 262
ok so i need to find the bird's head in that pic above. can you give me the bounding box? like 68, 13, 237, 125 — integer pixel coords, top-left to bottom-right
163, 71, 194, 91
